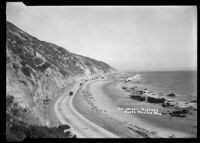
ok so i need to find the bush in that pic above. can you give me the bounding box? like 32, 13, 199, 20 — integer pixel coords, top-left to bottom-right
21, 66, 31, 77
6, 95, 21, 118
6, 118, 74, 141
9, 123, 27, 140
58, 125, 70, 130
33, 57, 43, 65
6, 95, 14, 109
10, 107, 20, 117
19, 80, 28, 86
37, 62, 51, 72
12, 63, 20, 73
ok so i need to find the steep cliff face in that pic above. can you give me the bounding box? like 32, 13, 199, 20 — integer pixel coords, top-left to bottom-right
6, 21, 116, 126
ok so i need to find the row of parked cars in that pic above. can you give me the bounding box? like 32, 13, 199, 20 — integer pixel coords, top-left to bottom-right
68, 76, 105, 96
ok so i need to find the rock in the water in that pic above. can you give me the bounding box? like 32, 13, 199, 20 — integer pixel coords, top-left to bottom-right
136, 90, 145, 95
162, 102, 174, 107
190, 100, 197, 103
147, 97, 166, 103
167, 93, 176, 97
130, 95, 145, 101
169, 109, 189, 118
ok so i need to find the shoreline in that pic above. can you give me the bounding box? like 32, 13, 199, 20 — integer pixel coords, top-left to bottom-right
73, 79, 159, 138
110, 81, 196, 137
73, 78, 196, 138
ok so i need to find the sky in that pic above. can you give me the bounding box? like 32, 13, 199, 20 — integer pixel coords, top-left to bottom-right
6, 3, 197, 72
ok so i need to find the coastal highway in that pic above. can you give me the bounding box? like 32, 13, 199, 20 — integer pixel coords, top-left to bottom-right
54, 82, 119, 138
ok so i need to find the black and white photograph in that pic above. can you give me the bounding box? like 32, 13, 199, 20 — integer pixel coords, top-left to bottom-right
6, 3, 197, 140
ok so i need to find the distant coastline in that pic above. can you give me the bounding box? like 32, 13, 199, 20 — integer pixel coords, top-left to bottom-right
125, 70, 197, 73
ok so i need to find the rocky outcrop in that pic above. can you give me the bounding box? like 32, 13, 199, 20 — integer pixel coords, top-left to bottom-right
6, 21, 116, 127
169, 109, 189, 118
167, 93, 176, 97
130, 95, 146, 101
147, 97, 166, 104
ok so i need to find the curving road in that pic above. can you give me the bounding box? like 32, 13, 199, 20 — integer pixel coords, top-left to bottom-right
54, 83, 119, 138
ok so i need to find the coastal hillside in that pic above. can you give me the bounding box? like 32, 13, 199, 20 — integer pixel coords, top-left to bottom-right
6, 21, 115, 140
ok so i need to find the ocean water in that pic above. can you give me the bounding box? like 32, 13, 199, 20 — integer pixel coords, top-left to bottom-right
131, 71, 197, 99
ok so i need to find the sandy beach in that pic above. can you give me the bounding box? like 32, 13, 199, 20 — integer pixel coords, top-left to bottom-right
72, 76, 197, 138
73, 80, 143, 138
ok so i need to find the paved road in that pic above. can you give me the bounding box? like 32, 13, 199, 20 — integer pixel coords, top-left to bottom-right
54, 83, 119, 138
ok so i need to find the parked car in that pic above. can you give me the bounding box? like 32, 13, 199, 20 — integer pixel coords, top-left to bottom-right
58, 124, 70, 130
69, 91, 73, 96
